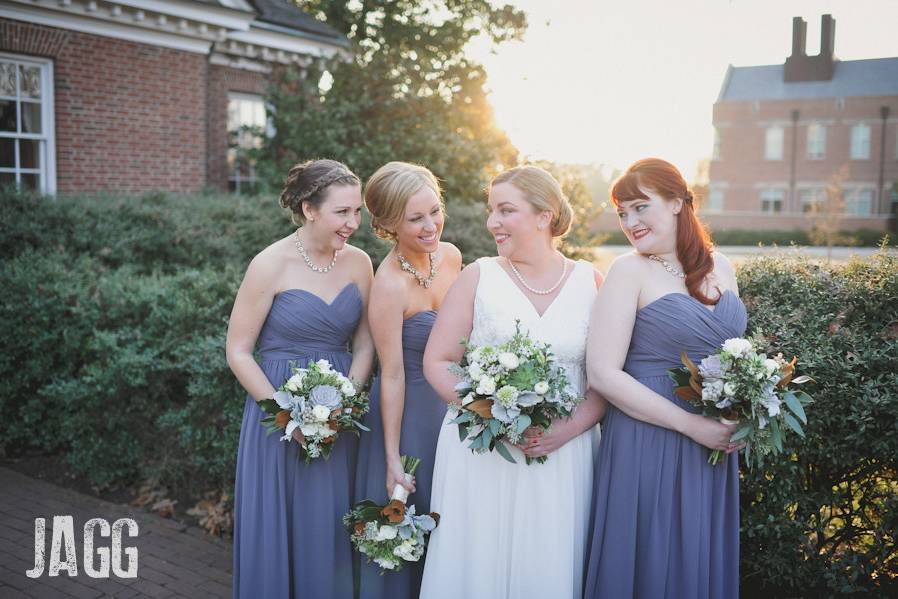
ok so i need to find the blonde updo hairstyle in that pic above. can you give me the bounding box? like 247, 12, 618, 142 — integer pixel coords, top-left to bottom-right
489, 165, 573, 238
364, 161, 443, 243
279, 159, 360, 225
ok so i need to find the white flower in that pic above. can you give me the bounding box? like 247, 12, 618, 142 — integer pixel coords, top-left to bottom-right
764, 359, 780, 375
468, 363, 484, 381
284, 370, 306, 392
312, 404, 331, 422
374, 557, 397, 570
393, 541, 419, 561
461, 393, 475, 406
495, 385, 519, 408
723, 382, 736, 397
498, 352, 520, 370
702, 383, 721, 402
763, 395, 782, 417
315, 359, 333, 373
300, 422, 321, 438
340, 380, 356, 396
534, 381, 549, 395
721, 338, 753, 358
273, 390, 295, 410
468, 347, 484, 364
375, 525, 398, 541
476, 376, 496, 396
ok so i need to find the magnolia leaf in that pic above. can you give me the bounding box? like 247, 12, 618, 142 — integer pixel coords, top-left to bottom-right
467, 399, 494, 419
790, 375, 815, 385
258, 399, 281, 414
777, 356, 798, 388
680, 351, 700, 379
674, 386, 701, 403
495, 441, 517, 464
784, 391, 808, 424
783, 412, 805, 438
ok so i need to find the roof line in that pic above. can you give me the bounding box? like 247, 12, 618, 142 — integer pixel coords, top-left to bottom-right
717, 64, 733, 104
252, 19, 351, 48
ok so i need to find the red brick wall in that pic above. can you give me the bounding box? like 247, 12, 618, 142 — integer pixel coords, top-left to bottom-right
709, 93, 898, 230
206, 64, 267, 191
1, 17, 208, 193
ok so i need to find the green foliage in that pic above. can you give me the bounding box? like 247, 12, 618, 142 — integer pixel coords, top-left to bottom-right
738, 249, 898, 596
597, 228, 895, 247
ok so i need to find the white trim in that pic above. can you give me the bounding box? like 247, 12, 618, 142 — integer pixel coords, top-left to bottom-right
227, 25, 346, 58
108, 0, 254, 31
0, 4, 214, 53
209, 52, 272, 73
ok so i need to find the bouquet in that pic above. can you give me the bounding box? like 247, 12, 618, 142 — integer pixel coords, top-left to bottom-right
343, 456, 440, 573
258, 359, 370, 463
448, 321, 583, 464
668, 336, 814, 469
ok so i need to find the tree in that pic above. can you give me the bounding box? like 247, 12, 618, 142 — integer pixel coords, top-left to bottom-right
257, 1, 527, 210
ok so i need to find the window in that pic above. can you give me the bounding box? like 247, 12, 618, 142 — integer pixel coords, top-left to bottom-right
712, 128, 721, 160
844, 188, 873, 216
798, 188, 827, 213
850, 123, 871, 159
707, 189, 724, 212
0, 54, 55, 193
806, 123, 826, 160
227, 93, 268, 194
765, 126, 784, 160
890, 185, 898, 215
760, 189, 784, 213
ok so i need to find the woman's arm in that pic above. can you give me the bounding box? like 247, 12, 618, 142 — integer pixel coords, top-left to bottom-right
346, 249, 376, 388
585, 256, 735, 451
423, 262, 479, 404
225, 252, 280, 402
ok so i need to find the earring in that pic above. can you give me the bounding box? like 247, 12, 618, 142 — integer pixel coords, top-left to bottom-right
538, 224, 545, 230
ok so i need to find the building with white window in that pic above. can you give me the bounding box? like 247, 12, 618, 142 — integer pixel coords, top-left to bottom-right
0, 0, 349, 194
705, 15, 897, 232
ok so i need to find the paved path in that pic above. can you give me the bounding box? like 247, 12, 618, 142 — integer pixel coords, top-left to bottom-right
0, 467, 232, 598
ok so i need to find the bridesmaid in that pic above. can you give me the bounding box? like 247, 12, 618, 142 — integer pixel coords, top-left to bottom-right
583, 158, 745, 598
226, 159, 375, 599
355, 162, 461, 598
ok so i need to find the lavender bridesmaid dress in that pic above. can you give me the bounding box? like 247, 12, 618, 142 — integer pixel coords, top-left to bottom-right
584, 290, 747, 599
233, 284, 362, 599
355, 310, 446, 599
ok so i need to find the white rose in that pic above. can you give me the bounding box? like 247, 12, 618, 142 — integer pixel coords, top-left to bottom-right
375, 525, 398, 541
764, 359, 780, 375
315, 359, 333, 373
534, 381, 549, 395
312, 404, 331, 422
374, 557, 396, 570
468, 363, 483, 381
285, 372, 305, 392
476, 376, 496, 396
721, 338, 752, 358
341, 380, 356, 396
498, 352, 520, 370
300, 422, 320, 437
723, 382, 736, 397
468, 347, 483, 363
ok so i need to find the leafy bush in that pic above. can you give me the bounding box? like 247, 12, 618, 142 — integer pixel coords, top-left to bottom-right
738, 249, 897, 596
597, 228, 895, 247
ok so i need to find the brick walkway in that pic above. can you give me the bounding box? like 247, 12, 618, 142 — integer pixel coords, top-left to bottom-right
0, 467, 232, 598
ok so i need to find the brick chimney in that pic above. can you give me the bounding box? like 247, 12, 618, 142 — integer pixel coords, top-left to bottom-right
784, 14, 836, 82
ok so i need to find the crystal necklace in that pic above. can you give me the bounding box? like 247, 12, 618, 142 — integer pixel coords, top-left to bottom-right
294, 229, 338, 273
648, 254, 686, 279
508, 256, 568, 295
397, 251, 437, 288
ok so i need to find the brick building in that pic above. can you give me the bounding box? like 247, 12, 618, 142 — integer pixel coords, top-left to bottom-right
705, 15, 898, 232
0, 0, 348, 194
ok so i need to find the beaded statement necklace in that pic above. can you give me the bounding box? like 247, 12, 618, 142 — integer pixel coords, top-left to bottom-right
648, 254, 686, 279
397, 251, 437, 288
294, 229, 339, 274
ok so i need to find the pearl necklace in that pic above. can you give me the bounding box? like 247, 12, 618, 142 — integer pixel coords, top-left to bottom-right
648, 254, 686, 279
294, 229, 339, 273
508, 256, 568, 295
397, 251, 437, 288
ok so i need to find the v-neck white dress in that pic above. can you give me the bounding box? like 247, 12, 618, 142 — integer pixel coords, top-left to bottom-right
419, 257, 600, 599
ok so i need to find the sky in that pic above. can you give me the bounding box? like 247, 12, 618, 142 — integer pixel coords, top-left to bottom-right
467, 0, 898, 181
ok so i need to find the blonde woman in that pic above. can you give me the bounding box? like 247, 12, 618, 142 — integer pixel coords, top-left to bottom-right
355, 162, 462, 599
419, 166, 606, 599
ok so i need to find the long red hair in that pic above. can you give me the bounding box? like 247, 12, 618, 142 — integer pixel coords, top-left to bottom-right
611, 158, 717, 305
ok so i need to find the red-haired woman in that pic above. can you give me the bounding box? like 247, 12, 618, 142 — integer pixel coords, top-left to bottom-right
584, 158, 745, 598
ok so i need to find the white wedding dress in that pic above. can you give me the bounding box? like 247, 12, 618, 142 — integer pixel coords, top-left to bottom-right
419, 257, 600, 599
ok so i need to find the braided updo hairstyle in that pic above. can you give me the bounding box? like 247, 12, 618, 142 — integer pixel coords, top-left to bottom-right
278, 159, 361, 225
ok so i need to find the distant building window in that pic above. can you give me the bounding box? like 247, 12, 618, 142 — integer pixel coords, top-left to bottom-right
798, 188, 826, 213
227, 93, 268, 194
850, 123, 871, 160
806, 123, 826, 160
844, 188, 873, 216
712, 128, 721, 160
707, 189, 724, 212
764, 126, 784, 160
0, 54, 55, 194
760, 189, 784, 213
891, 185, 898, 214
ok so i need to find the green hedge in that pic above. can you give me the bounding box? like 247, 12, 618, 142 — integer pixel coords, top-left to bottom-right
1, 190, 895, 594
598, 228, 896, 247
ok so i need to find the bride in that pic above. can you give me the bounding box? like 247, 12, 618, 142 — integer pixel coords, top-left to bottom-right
419, 165, 606, 598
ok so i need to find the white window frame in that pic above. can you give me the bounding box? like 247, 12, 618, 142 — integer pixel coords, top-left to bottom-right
706, 188, 724, 212
0, 52, 56, 194
850, 123, 871, 160
764, 126, 784, 161
712, 127, 721, 161
806, 122, 826, 160
759, 188, 785, 213
843, 187, 874, 216
226, 92, 269, 194
798, 187, 827, 213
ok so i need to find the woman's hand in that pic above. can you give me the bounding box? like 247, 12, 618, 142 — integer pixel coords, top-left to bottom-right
516, 420, 575, 460
385, 456, 415, 498
683, 414, 742, 452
